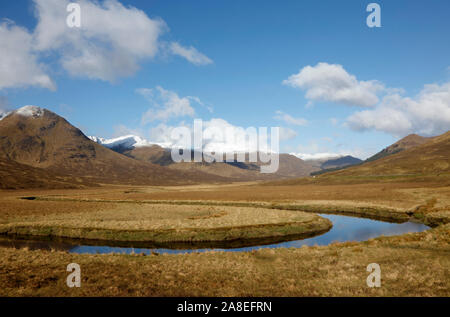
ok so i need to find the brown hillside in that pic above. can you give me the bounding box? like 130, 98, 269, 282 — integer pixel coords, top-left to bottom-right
122, 146, 317, 180
0, 158, 93, 189
328, 131, 450, 177
122, 145, 174, 166
0, 107, 227, 185
366, 134, 431, 162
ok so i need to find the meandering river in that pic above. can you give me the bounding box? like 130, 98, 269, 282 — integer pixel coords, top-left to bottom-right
0, 213, 428, 254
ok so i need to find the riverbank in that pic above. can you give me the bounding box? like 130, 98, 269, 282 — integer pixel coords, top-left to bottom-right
0, 202, 332, 245
1, 222, 448, 297
0, 181, 449, 296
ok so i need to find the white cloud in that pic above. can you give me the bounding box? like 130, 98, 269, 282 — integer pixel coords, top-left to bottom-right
112, 124, 145, 139
285, 62, 450, 137
33, 0, 166, 82
274, 111, 307, 126
146, 118, 275, 153
0, 0, 212, 89
347, 82, 450, 137
283, 62, 384, 107
169, 42, 213, 66
139, 86, 196, 123
0, 21, 55, 90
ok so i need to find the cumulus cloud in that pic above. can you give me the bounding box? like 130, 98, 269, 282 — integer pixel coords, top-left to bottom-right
33, 0, 166, 82
274, 111, 307, 126
0, 0, 212, 89
0, 21, 55, 90
138, 86, 196, 123
285, 62, 450, 137
112, 124, 145, 139
146, 118, 277, 154
283, 62, 384, 107
201, 119, 263, 153
347, 82, 450, 137
169, 42, 213, 66
32, 0, 212, 81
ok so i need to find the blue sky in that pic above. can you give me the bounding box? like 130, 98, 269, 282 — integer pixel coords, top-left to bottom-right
1, 0, 449, 159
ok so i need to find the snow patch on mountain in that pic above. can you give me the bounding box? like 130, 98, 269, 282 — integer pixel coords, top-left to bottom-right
291, 152, 344, 161
89, 135, 171, 150
0, 111, 11, 121
15, 105, 45, 118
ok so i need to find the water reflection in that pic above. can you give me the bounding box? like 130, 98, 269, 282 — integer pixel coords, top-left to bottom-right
0, 214, 427, 255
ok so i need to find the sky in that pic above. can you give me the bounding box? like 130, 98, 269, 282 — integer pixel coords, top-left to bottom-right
0, 0, 449, 159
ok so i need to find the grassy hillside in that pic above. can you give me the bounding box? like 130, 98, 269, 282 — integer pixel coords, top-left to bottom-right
0, 108, 228, 186
321, 131, 449, 180
366, 134, 431, 162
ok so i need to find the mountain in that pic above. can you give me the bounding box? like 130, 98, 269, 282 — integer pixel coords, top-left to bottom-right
324, 131, 449, 177
276, 153, 320, 177
89, 135, 171, 153
0, 157, 94, 189
305, 155, 363, 176
90, 134, 318, 180
366, 134, 431, 162
319, 155, 362, 169
122, 145, 174, 166
0, 106, 226, 185
165, 153, 318, 180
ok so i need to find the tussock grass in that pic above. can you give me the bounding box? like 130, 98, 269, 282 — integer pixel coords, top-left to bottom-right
0, 204, 331, 243
0, 181, 449, 297
0, 223, 448, 297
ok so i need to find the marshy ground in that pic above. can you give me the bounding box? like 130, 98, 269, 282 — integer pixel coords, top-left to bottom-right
0, 180, 449, 296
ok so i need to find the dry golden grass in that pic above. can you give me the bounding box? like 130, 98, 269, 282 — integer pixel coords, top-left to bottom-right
0, 197, 331, 243
0, 180, 449, 297
0, 223, 448, 297
27, 181, 447, 211
3, 204, 320, 230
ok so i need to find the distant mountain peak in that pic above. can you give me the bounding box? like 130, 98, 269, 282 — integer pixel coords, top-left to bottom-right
1, 105, 50, 122
15, 105, 46, 118
88, 134, 170, 151
366, 133, 431, 162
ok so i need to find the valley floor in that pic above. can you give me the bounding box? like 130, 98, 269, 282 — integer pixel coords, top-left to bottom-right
0, 181, 449, 296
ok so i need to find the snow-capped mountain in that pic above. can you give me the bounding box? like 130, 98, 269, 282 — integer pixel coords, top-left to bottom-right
0, 106, 206, 186
15, 105, 46, 118
0, 105, 45, 121
88, 135, 171, 151
0, 111, 10, 121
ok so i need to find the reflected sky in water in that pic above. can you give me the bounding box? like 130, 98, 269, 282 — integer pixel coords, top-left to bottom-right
70, 214, 428, 255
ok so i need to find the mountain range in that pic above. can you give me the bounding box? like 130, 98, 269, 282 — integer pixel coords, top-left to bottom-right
0, 106, 319, 187
0, 106, 227, 188
89, 134, 320, 180
1, 106, 448, 189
